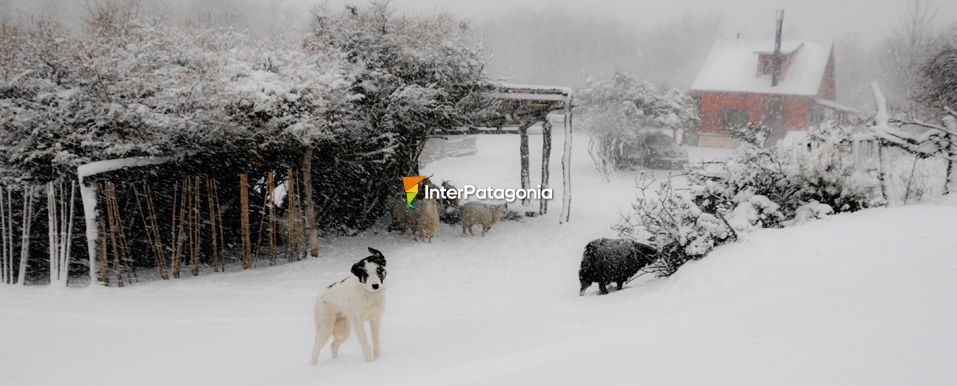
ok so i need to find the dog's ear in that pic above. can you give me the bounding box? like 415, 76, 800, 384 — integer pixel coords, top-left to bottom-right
351, 260, 368, 282
367, 247, 386, 266
368, 247, 385, 259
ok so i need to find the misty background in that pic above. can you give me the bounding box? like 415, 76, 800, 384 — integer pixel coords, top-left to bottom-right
2, 0, 956, 110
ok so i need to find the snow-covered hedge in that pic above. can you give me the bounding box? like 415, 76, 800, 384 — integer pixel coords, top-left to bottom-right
616, 124, 881, 276
0, 3, 487, 233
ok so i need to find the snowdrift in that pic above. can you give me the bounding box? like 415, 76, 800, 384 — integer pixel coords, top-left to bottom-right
2, 199, 956, 386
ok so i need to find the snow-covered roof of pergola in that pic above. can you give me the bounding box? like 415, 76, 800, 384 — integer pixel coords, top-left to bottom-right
438, 82, 574, 223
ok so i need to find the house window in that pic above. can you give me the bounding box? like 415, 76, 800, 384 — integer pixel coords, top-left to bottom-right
720, 108, 750, 129
757, 53, 793, 78
760, 57, 772, 76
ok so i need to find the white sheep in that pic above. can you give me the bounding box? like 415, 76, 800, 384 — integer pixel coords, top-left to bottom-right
411, 198, 439, 242
459, 201, 508, 236
389, 198, 439, 242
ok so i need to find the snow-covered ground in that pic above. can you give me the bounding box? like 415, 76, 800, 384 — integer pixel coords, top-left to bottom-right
3, 132, 957, 386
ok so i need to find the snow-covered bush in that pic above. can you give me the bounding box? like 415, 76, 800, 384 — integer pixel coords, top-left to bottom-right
690, 123, 878, 221
577, 72, 696, 181
614, 176, 732, 276
726, 191, 784, 232
618, 123, 880, 277
796, 123, 881, 212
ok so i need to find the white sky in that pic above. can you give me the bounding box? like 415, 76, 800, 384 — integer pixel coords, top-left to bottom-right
4, 0, 955, 45
341, 0, 957, 44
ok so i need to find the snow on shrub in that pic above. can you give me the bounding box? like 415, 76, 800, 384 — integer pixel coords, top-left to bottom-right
727, 191, 784, 232
797, 123, 883, 211
618, 123, 881, 277
614, 176, 732, 277
787, 201, 834, 225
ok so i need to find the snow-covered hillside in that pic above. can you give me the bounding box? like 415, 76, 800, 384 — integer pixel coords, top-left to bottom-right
2, 133, 956, 386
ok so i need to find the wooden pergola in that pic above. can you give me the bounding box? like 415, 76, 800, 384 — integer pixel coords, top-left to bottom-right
436, 83, 574, 223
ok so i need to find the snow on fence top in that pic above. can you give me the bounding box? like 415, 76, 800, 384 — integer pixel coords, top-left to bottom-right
814, 98, 858, 113
690, 39, 832, 96
857, 83, 957, 162
76, 155, 179, 180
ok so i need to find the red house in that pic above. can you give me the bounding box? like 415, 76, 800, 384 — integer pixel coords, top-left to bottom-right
688, 38, 855, 147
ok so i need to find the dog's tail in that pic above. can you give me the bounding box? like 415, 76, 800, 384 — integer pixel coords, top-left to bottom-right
313, 298, 323, 328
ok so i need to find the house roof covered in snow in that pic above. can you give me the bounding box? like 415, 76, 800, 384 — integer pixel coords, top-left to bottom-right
690, 38, 832, 96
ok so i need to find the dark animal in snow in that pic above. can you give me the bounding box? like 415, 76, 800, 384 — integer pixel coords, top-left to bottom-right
579, 238, 657, 295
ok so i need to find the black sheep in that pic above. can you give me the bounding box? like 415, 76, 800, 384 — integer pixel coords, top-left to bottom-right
579, 238, 657, 295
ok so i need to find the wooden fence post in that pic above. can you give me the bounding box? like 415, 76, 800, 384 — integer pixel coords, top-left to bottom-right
303, 149, 319, 257
240, 173, 251, 269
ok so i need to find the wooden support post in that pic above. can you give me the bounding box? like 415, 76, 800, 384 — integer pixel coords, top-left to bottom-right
7, 189, 12, 285
302, 148, 319, 258
17, 185, 35, 285
0, 187, 13, 285
943, 116, 956, 195
47, 182, 57, 286
60, 181, 75, 287
115, 185, 135, 285
286, 168, 300, 262
0, 186, 6, 285
207, 178, 224, 272
519, 122, 532, 205
190, 177, 201, 277
136, 184, 168, 279
540, 119, 552, 214
171, 179, 187, 278
240, 174, 251, 270
267, 172, 276, 266
103, 182, 125, 286
95, 184, 108, 285
560, 98, 573, 223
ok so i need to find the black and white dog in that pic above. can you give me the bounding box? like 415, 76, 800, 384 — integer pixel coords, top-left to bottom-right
310, 247, 387, 365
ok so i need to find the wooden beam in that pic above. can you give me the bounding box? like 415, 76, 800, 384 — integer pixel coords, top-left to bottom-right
436, 129, 521, 136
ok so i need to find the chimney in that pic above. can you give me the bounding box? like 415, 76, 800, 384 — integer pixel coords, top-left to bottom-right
771, 10, 784, 86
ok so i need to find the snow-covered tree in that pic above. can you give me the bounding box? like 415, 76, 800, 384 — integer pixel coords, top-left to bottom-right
302, 2, 488, 230
577, 72, 696, 180
877, 0, 948, 117
918, 46, 957, 116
